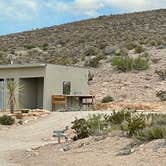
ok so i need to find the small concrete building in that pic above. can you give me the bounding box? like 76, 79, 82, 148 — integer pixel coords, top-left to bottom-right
0, 64, 93, 111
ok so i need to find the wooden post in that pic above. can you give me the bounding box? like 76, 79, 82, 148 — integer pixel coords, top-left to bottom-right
58, 136, 61, 144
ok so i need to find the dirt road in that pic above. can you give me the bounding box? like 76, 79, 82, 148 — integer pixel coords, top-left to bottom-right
0, 111, 112, 166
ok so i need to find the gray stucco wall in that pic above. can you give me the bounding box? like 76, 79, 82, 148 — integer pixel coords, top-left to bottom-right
0, 64, 90, 111
0, 67, 45, 110
19, 78, 44, 109
44, 64, 89, 110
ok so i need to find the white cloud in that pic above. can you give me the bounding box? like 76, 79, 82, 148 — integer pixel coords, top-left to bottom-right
0, 0, 39, 21
45, 0, 166, 17
0, 0, 165, 22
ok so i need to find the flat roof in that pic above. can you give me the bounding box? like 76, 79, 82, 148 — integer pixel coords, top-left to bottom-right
0, 63, 46, 69
0, 63, 90, 70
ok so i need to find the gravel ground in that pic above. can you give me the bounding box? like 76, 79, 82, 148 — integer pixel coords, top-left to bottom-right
0, 111, 112, 165
9, 136, 166, 166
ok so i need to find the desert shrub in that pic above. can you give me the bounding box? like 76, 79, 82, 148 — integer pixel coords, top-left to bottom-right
84, 58, 98, 67
87, 114, 110, 136
104, 110, 131, 125
133, 57, 149, 70
71, 118, 89, 139
42, 43, 49, 50
112, 56, 133, 72
155, 69, 166, 80
102, 95, 114, 103
0, 115, 15, 125
149, 40, 158, 46
151, 114, 166, 126
24, 44, 36, 50
71, 114, 111, 140
141, 52, 150, 60
15, 113, 23, 119
84, 55, 104, 68
137, 126, 166, 141
84, 47, 98, 56
111, 56, 149, 72
126, 114, 145, 136
135, 45, 145, 53
156, 90, 166, 101
21, 109, 29, 113
114, 48, 128, 56
125, 42, 136, 50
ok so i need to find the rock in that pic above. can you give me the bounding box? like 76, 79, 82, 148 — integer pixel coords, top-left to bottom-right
26, 148, 32, 152
156, 90, 166, 101
24, 120, 29, 124
33, 151, 39, 156
62, 145, 71, 151
104, 46, 115, 55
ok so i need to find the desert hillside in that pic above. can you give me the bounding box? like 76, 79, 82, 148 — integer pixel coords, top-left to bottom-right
0, 9, 165, 102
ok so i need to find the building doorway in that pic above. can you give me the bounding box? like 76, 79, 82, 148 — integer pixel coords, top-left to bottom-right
19, 77, 44, 109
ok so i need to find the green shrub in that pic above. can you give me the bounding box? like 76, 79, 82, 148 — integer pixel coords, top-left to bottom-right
112, 56, 133, 72
71, 114, 111, 140
87, 114, 110, 136
125, 42, 136, 50
151, 114, 166, 126
133, 57, 149, 70
111, 56, 149, 72
135, 45, 145, 53
42, 43, 49, 50
104, 110, 131, 125
102, 96, 114, 103
71, 118, 89, 140
149, 40, 158, 46
24, 44, 36, 50
126, 114, 145, 136
84, 47, 98, 56
0, 115, 15, 125
137, 126, 166, 141
114, 48, 128, 56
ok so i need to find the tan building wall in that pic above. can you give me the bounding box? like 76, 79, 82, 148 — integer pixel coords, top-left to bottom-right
0, 65, 45, 110
44, 64, 89, 110
0, 64, 90, 111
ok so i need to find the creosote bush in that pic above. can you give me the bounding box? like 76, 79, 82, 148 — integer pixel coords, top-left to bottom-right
24, 44, 36, 50
135, 45, 145, 53
0, 115, 15, 125
102, 95, 114, 103
111, 56, 149, 72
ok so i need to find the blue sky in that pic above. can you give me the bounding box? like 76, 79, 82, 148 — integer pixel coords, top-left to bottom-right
0, 0, 165, 35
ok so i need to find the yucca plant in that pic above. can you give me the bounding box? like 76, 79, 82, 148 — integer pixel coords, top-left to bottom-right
6, 79, 17, 114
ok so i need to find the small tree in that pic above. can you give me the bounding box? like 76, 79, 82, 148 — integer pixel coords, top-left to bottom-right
7, 79, 17, 113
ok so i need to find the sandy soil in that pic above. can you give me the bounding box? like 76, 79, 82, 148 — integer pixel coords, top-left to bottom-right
0, 111, 112, 166
9, 136, 166, 166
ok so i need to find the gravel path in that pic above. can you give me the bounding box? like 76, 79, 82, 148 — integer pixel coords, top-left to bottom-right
0, 111, 112, 165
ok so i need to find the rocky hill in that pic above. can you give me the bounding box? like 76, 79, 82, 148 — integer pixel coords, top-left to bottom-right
0, 9, 166, 102
0, 9, 165, 64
